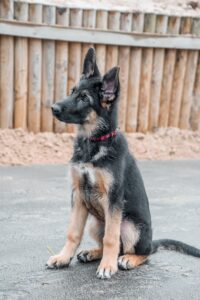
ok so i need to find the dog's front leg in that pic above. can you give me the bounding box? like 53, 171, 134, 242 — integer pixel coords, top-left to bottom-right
46, 190, 88, 269
96, 208, 122, 279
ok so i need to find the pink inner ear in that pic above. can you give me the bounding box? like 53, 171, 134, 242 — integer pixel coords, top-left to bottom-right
103, 81, 115, 94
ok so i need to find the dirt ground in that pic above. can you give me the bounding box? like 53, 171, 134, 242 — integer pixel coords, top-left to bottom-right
0, 128, 200, 165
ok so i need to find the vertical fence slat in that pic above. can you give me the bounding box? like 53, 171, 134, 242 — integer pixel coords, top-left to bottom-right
81, 9, 96, 66
137, 14, 156, 133
106, 12, 120, 71
179, 19, 199, 129
28, 4, 42, 133
14, 2, 28, 130
148, 15, 168, 131
41, 5, 56, 132
159, 16, 180, 128
126, 13, 144, 132
190, 54, 200, 131
54, 7, 69, 133
168, 17, 191, 128
118, 13, 132, 131
68, 8, 83, 133
0, 0, 14, 129
96, 10, 108, 75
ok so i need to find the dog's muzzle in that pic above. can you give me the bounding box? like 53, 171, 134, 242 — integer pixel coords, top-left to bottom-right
51, 104, 61, 117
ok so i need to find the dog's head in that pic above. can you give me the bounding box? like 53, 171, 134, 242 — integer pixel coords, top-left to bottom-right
51, 48, 120, 134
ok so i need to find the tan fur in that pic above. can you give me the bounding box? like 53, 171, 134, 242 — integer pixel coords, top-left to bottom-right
87, 248, 103, 260
79, 110, 97, 135
79, 248, 103, 262
70, 163, 113, 221
97, 209, 122, 275
118, 254, 148, 270
101, 100, 111, 109
89, 216, 104, 246
46, 189, 88, 268
120, 220, 140, 254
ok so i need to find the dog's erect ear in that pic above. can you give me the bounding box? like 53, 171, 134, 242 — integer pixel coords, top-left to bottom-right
101, 67, 120, 105
82, 47, 100, 79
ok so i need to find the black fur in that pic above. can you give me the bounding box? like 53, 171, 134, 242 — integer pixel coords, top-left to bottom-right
52, 47, 200, 259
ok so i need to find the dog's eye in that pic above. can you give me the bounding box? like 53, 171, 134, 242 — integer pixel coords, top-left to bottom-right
81, 94, 89, 102
71, 87, 76, 94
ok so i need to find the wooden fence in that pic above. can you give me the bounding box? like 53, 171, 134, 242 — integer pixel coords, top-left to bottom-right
0, 0, 200, 133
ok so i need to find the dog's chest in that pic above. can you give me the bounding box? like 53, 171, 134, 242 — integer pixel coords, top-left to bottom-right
70, 163, 113, 220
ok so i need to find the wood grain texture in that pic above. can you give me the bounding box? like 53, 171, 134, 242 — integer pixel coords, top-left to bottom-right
186, 18, 200, 131
190, 53, 200, 131
67, 8, 83, 133
148, 15, 168, 131
179, 18, 199, 129
28, 4, 42, 133
126, 13, 144, 132
54, 7, 69, 133
96, 10, 108, 75
137, 14, 156, 133
81, 9, 96, 67
159, 16, 181, 128
118, 13, 132, 131
1, 20, 200, 49
0, 0, 14, 129
168, 17, 192, 128
14, 2, 28, 129
41, 5, 56, 132
106, 12, 120, 71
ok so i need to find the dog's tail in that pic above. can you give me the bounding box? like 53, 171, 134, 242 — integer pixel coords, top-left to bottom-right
151, 239, 200, 258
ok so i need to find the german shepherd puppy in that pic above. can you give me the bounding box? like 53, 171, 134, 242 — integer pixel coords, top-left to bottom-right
47, 48, 200, 279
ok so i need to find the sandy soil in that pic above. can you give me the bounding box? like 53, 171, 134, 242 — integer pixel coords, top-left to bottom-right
0, 128, 199, 165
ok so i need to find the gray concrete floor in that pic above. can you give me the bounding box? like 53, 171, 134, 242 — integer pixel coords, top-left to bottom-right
0, 161, 200, 300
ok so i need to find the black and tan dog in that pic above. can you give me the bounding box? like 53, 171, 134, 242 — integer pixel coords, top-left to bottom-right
46, 48, 200, 279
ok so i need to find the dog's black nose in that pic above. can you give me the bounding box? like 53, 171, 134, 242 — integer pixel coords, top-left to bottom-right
51, 104, 61, 116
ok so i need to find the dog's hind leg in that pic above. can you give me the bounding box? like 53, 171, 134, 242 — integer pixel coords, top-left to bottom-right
77, 217, 104, 262
118, 220, 151, 270
118, 254, 148, 270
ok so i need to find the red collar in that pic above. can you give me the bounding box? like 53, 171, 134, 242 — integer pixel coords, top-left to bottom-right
90, 129, 118, 142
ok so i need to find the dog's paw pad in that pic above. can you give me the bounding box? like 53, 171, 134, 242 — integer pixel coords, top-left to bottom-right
46, 255, 71, 269
118, 256, 132, 270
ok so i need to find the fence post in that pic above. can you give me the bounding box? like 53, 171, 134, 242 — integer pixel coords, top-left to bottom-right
106, 11, 120, 71
138, 13, 156, 133
169, 17, 191, 128
126, 13, 144, 132
0, 0, 14, 129
179, 18, 199, 129
28, 4, 42, 133
54, 7, 69, 133
96, 10, 108, 75
159, 16, 180, 128
81, 9, 96, 66
14, 2, 28, 130
67, 8, 83, 133
118, 13, 132, 131
148, 15, 168, 131
41, 5, 56, 132
190, 54, 200, 131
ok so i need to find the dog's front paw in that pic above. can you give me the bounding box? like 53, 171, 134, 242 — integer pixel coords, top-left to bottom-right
46, 254, 72, 269
77, 248, 102, 263
96, 262, 118, 279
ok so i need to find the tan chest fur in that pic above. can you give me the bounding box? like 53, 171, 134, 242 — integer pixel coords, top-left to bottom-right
70, 163, 113, 221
